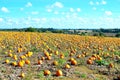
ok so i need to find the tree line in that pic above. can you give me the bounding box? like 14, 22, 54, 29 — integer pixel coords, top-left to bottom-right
0, 27, 120, 37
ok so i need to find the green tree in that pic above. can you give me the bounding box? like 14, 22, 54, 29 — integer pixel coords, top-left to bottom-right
115, 33, 120, 37
25, 27, 37, 32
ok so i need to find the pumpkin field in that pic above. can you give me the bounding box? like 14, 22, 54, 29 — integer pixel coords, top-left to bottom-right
0, 32, 120, 80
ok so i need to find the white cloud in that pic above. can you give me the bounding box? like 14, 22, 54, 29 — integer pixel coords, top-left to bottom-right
20, 8, 24, 11
61, 12, 65, 15
77, 8, 81, 12
52, 2, 63, 8
1, 17, 120, 29
47, 9, 52, 12
105, 11, 112, 16
1, 7, 9, 13
96, 2, 99, 5
70, 8, 74, 12
31, 11, 39, 15
42, 18, 47, 22
54, 11, 59, 14
26, 2, 32, 7
0, 18, 3, 22
93, 7, 97, 10
101, 0, 107, 5
32, 18, 40, 22
89, 1, 94, 5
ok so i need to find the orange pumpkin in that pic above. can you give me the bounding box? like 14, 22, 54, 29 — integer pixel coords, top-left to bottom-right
25, 60, 30, 64
71, 60, 77, 65
109, 63, 114, 68
41, 56, 45, 60
53, 61, 58, 66
87, 59, 93, 64
47, 56, 51, 60
18, 61, 24, 67
77, 54, 81, 58
44, 70, 51, 76
38, 60, 43, 64
65, 64, 70, 69
56, 70, 63, 76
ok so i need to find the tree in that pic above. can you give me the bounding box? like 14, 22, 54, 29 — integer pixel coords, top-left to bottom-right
115, 33, 120, 37
25, 27, 37, 32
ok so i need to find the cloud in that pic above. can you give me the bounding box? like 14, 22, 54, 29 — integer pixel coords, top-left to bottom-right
96, 2, 99, 5
54, 11, 59, 14
1, 7, 9, 13
93, 7, 97, 10
47, 9, 52, 12
31, 11, 39, 15
61, 12, 65, 15
105, 11, 112, 16
42, 18, 47, 21
0, 18, 3, 22
101, 0, 107, 5
20, 8, 24, 11
89, 1, 94, 5
70, 8, 74, 12
77, 8, 81, 12
26, 2, 32, 7
1, 17, 120, 29
52, 2, 64, 8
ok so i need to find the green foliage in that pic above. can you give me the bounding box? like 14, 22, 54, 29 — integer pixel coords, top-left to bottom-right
115, 33, 120, 37
95, 60, 109, 66
79, 32, 87, 36
114, 51, 120, 56
80, 74, 87, 78
25, 27, 37, 32
58, 59, 66, 66
93, 32, 105, 37
37, 71, 44, 78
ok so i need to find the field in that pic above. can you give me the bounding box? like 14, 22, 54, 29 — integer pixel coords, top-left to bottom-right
0, 32, 120, 80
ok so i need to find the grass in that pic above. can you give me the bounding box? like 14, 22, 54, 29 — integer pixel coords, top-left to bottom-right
58, 59, 66, 66
37, 71, 44, 78
80, 73, 87, 78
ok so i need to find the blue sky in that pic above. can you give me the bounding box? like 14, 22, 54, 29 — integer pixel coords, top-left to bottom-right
0, 0, 120, 29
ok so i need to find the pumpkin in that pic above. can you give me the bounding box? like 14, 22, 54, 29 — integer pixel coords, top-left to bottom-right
55, 51, 59, 55
87, 59, 93, 64
71, 60, 77, 65
38, 60, 42, 64
25, 60, 30, 64
65, 64, 70, 69
20, 72, 25, 78
97, 56, 102, 60
69, 58, 74, 61
53, 61, 58, 66
12, 61, 17, 66
13, 55, 17, 60
27, 51, 33, 57
44, 70, 51, 76
77, 54, 81, 58
41, 56, 45, 60
109, 63, 114, 68
18, 61, 24, 67
8, 53, 13, 57
56, 70, 63, 76
5, 59, 9, 64
44, 52, 49, 57
47, 56, 51, 60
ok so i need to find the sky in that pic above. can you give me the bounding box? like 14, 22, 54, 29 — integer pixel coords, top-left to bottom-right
0, 0, 120, 29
